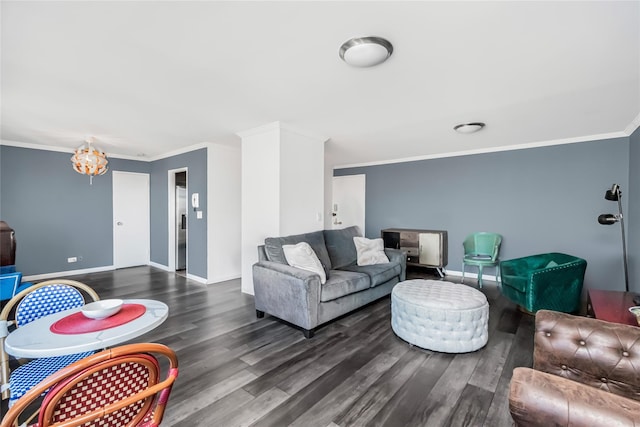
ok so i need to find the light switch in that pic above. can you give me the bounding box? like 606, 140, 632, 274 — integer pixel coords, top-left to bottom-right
196, 210, 203, 219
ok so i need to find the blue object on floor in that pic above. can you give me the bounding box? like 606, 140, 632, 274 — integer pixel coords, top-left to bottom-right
0, 268, 33, 301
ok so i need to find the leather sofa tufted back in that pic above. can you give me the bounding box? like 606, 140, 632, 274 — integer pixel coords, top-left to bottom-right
532, 309, 640, 401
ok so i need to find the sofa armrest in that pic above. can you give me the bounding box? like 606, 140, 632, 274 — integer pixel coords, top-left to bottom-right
533, 310, 640, 400
527, 261, 586, 312
252, 261, 321, 331
384, 248, 407, 281
509, 367, 640, 426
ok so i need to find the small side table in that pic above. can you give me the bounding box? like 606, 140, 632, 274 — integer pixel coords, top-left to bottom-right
587, 289, 638, 326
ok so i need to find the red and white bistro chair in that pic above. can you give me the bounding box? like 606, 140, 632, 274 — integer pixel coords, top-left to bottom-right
0, 343, 179, 427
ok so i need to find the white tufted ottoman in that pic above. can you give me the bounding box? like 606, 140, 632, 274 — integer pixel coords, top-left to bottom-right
391, 279, 489, 353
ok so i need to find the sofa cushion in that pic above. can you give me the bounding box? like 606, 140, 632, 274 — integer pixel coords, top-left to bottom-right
320, 270, 370, 302
339, 262, 401, 287
265, 230, 332, 276
283, 242, 326, 284
323, 226, 360, 269
353, 237, 389, 266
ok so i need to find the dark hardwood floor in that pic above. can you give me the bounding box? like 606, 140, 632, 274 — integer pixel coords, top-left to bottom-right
4, 266, 533, 426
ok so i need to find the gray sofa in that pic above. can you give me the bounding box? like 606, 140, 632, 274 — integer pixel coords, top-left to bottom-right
252, 226, 406, 338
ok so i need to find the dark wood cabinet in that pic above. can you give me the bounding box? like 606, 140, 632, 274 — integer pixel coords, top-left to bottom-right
381, 228, 448, 277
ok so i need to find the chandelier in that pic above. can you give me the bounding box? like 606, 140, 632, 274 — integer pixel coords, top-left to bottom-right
70, 137, 109, 184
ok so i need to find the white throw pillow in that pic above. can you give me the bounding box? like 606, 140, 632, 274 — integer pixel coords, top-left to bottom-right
282, 242, 327, 284
353, 237, 389, 266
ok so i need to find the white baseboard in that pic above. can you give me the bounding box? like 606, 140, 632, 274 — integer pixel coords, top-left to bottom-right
24, 265, 115, 282
207, 274, 241, 284
148, 261, 224, 284
149, 261, 172, 272
186, 273, 208, 284
441, 269, 499, 283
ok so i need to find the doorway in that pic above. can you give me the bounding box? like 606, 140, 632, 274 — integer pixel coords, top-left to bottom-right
332, 174, 366, 233
113, 172, 150, 268
168, 168, 188, 275
175, 171, 187, 274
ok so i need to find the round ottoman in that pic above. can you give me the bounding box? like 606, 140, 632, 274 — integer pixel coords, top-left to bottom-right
391, 279, 489, 353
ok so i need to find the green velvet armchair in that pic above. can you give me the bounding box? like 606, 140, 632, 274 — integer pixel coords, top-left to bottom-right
500, 252, 587, 313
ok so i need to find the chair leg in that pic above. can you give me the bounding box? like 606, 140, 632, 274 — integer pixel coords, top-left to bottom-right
478, 265, 484, 288
256, 310, 264, 318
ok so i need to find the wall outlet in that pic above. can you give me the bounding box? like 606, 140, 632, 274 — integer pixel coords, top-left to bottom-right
67, 257, 77, 263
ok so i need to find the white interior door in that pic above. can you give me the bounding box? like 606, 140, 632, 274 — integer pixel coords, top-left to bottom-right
332, 175, 366, 233
113, 172, 150, 268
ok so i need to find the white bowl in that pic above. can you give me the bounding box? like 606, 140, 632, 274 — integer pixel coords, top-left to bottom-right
629, 306, 640, 325
81, 299, 124, 319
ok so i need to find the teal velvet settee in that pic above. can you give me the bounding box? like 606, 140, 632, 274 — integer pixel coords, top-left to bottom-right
500, 252, 587, 313
252, 226, 406, 338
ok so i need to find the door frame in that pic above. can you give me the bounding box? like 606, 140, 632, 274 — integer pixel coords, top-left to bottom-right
332, 174, 366, 233
112, 171, 150, 269
167, 168, 188, 272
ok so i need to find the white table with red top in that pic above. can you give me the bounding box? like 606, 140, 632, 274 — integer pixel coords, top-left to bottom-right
4, 298, 168, 358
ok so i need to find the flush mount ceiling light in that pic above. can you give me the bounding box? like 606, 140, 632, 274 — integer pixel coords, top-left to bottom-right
454, 122, 486, 134
339, 36, 393, 68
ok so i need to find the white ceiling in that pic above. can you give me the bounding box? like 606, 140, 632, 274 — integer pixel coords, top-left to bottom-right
1, 1, 639, 168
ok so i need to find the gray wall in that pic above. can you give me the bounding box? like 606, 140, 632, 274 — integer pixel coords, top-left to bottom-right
149, 148, 207, 278
0, 145, 208, 278
335, 137, 634, 293
628, 127, 640, 292
0, 145, 149, 275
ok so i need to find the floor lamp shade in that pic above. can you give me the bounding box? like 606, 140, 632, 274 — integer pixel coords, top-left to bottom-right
598, 184, 629, 292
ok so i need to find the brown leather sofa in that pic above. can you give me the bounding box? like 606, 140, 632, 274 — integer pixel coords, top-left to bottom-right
509, 309, 640, 426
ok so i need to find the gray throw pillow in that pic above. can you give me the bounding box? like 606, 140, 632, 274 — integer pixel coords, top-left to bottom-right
323, 226, 361, 269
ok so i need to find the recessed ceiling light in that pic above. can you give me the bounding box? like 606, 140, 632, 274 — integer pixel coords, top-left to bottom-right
339, 36, 393, 68
454, 122, 486, 134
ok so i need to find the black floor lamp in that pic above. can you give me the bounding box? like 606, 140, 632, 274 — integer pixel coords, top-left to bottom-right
597, 184, 637, 302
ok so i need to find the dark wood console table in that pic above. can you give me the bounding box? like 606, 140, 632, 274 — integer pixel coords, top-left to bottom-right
587, 289, 638, 326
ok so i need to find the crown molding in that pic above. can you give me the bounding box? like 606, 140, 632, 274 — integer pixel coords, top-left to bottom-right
624, 112, 640, 135
0, 139, 230, 162
0, 139, 147, 160
0, 139, 75, 154
333, 130, 629, 170
145, 142, 209, 161
3, 114, 636, 168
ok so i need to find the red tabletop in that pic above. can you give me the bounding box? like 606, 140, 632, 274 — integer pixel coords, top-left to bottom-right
50, 303, 146, 334
588, 289, 638, 326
